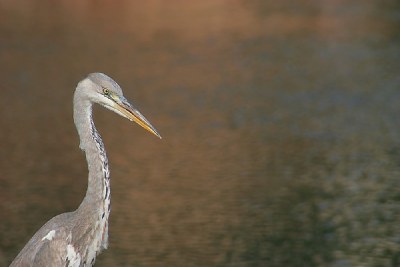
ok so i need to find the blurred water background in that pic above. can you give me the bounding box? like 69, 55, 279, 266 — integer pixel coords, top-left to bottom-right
0, 1, 399, 266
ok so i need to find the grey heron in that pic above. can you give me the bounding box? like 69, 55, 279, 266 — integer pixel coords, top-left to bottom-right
10, 73, 161, 266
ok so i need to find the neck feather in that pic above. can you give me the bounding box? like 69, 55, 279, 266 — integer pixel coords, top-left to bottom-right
73, 90, 111, 224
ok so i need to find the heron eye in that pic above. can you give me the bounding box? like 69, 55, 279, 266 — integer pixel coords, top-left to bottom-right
103, 88, 110, 96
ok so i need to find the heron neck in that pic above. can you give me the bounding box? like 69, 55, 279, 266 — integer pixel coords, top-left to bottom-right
73, 96, 111, 216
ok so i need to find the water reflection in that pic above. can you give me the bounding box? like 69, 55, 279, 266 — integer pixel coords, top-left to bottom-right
0, 1, 399, 266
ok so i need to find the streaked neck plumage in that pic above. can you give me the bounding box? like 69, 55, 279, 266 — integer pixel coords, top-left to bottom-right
73, 84, 111, 254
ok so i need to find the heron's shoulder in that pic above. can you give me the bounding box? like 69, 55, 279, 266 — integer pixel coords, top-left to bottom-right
9, 217, 72, 267
19, 212, 75, 249
35, 212, 76, 234
28, 213, 74, 245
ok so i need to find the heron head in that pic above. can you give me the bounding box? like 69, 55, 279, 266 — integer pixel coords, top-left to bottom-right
81, 72, 161, 139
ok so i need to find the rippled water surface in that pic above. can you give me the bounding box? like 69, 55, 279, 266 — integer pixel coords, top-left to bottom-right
0, 1, 399, 266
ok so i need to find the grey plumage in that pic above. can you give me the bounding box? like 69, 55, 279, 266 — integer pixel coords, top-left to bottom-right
10, 73, 161, 267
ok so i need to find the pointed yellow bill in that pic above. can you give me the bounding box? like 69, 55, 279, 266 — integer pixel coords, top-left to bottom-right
111, 95, 162, 139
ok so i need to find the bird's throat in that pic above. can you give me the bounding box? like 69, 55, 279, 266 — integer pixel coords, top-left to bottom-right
75, 101, 111, 252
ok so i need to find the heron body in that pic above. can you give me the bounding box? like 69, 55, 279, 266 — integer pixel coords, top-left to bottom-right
10, 73, 161, 267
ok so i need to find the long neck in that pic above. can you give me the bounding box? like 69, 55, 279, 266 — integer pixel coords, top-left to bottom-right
73, 93, 111, 219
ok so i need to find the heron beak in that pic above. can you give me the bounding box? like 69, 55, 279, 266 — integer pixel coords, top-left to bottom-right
112, 95, 162, 139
